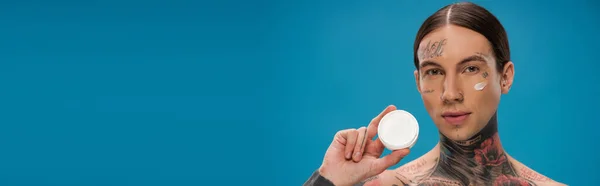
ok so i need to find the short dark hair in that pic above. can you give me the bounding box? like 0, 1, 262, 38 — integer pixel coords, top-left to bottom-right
413, 2, 510, 72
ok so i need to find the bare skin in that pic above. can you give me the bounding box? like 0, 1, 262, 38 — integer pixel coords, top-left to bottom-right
354, 25, 566, 186
362, 146, 564, 186
314, 25, 566, 186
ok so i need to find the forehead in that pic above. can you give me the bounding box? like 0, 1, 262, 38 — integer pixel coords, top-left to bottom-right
418, 25, 492, 63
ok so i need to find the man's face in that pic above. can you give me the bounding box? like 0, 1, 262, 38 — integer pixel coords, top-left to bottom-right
414, 25, 512, 141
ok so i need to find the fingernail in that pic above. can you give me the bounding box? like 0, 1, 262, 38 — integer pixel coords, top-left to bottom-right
346, 152, 351, 159
354, 152, 361, 159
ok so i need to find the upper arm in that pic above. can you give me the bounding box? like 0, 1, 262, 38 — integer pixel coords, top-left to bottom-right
355, 155, 436, 186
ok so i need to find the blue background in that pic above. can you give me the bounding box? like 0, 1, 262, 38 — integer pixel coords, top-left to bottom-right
1, 0, 598, 185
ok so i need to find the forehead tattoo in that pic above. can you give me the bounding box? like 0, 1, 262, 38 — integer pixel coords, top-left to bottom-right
418, 38, 447, 61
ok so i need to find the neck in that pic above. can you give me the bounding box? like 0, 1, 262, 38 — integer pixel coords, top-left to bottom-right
432, 113, 518, 185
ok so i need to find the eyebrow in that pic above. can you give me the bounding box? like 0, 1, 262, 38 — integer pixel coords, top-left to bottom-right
458, 55, 487, 66
419, 60, 442, 69
419, 54, 488, 69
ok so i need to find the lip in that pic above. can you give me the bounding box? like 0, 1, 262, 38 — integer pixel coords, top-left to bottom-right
441, 111, 472, 126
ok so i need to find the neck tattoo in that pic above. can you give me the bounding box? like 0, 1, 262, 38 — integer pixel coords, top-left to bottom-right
419, 113, 536, 186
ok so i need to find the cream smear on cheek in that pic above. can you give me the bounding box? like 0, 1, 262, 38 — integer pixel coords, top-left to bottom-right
474, 82, 487, 91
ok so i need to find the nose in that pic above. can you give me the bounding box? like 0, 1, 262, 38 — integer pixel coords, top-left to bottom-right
441, 74, 464, 104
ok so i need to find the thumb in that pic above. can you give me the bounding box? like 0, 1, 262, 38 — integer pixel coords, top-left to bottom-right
371, 149, 410, 174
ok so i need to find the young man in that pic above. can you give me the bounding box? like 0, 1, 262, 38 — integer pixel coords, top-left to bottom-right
304, 2, 565, 186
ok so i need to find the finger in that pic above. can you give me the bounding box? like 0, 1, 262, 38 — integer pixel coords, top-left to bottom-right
371, 149, 410, 174
353, 127, 367, 162
332, 129, 349, 147
365, 137, 385, 156
344, 129, 358, 160
332, 129, 355, 153
367, 105, 397, 139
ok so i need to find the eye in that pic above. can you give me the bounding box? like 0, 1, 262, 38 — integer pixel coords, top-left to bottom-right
464, 66, 479, 73
425, 69, 443, 76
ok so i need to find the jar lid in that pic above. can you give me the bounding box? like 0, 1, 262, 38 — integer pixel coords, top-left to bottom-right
377, 110, 419, 150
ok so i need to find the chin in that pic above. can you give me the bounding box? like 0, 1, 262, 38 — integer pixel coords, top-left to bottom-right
439, 125, 478, 141
443, 131, 473, 141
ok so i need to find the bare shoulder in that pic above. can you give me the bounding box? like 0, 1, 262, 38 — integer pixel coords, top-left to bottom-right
354, 155, 438, 186
395, 158, 434, 181
388, 153, 439, 185
509, 157, 567, 186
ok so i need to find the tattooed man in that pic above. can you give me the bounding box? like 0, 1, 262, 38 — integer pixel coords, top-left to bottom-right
304, 2, 566, 186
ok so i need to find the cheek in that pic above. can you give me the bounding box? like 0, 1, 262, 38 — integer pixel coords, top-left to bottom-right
419, 76, 444, 93
482, 82, 502, 106
461, 75, 485, 91
475, 77, 502, 101
421, 94, 437, 113
419, 79, 443, 116
466, 80, 501, 119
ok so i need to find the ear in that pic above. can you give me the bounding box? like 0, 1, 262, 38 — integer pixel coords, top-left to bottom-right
414, 70, 422, 93
500, 61, 515, 94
